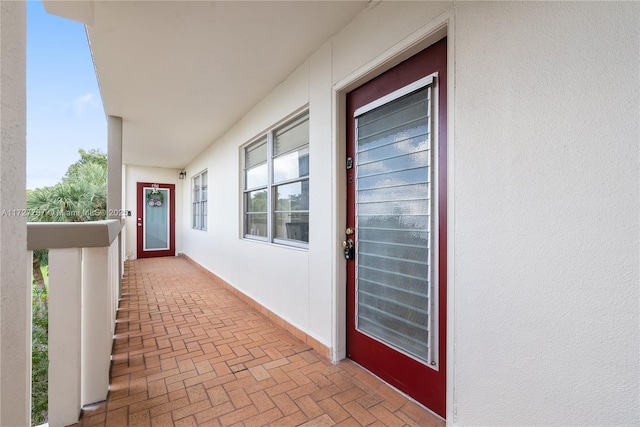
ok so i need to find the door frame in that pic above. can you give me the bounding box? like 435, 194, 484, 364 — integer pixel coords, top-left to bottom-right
332, 18, 453, 421
136, 182, 176, 258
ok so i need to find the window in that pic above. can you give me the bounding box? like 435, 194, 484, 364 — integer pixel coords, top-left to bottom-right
243, 112, 309, 246
192, 170, 207, 230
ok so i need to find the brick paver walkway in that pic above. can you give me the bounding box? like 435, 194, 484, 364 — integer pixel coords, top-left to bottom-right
73, 257, 444, 426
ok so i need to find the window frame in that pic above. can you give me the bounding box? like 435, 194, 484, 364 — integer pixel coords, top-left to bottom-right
242, 111, 309, 248
192, 170, 208, 231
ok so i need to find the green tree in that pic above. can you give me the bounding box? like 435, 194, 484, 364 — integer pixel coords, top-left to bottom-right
27, 149, 107, 285
64, 148, 107, 178
28, 155, 107, 224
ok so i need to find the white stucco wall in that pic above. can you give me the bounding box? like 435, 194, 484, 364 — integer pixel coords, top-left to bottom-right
123, 165, 184, 259
452, 2, 639, 425
181, 1, 639, 425
0, 1, 30, 425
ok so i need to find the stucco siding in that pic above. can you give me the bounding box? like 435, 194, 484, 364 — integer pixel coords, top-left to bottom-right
180, 1, 639, 425
453, 2, 639, 425
332, 1, 452, 84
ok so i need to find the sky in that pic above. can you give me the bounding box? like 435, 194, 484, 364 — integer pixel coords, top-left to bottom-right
26, 1, 107, 190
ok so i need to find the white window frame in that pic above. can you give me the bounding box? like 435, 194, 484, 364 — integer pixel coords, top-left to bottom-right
242, 111, 309, 248
192, 170, 207, 231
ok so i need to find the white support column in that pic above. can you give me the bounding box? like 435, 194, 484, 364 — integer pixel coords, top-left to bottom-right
48, 249, 83, 427
0, 1, 30, 426
108, 115, 124, 297
81, 247, 111, 406
107, 115, 123, 217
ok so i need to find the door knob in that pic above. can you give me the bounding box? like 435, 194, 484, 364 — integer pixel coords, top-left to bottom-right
345, 227, 354, 235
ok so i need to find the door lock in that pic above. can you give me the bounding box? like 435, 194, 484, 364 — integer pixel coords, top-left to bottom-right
342, 238, 354, 260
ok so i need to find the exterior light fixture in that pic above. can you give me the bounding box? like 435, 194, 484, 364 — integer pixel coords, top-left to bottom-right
179, 171, 186, 179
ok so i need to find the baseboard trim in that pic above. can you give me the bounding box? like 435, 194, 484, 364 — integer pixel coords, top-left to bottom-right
181, 254, 331, 360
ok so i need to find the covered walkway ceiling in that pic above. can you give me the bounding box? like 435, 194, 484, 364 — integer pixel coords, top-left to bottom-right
44, 1, 368, 168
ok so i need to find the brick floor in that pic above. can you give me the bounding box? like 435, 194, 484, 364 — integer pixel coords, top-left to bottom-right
70, 257, 444, 427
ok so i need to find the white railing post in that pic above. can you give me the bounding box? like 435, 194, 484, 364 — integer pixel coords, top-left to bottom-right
47, 248, 82, 427
81, 247, 111, 406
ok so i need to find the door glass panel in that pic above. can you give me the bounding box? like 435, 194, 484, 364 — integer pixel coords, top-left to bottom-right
355, 86, 435, 364
144, 188, 169, 250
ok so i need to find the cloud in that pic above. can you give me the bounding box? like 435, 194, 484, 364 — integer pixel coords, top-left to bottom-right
73, 92, 98, 116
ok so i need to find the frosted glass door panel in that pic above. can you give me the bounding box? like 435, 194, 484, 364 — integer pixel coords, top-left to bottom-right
355, 87, 434, 364
144, 188, 169, 250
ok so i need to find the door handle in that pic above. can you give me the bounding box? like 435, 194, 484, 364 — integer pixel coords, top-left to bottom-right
138, 223, 142, 227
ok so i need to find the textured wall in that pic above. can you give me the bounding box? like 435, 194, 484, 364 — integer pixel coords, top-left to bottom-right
453, 2, 639, 425
0, 1, 30, 425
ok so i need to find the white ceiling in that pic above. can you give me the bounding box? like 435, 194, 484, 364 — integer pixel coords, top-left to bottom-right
45, 1, 368, 168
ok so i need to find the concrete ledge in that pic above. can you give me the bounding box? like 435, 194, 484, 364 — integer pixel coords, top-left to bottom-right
27, 219, 125, 250
181, 254, 332, 360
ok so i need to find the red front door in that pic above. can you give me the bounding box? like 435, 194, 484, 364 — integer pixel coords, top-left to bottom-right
346, 38, 447, 418
136, 182, 176, 258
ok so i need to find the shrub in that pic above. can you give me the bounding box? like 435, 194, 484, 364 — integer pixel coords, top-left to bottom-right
31, 284, 48, 425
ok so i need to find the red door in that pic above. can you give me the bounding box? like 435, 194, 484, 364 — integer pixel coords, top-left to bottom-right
136, 182, 176, 258
346, 38, 447, 417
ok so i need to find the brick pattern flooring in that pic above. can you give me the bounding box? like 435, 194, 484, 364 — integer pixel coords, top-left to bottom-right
71, 257, 444, 426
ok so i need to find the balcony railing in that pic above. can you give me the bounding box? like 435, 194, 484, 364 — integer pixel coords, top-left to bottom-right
27, 219, 125, 427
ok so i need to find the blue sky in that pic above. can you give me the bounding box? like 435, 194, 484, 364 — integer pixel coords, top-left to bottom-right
27, 1, 106, 190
